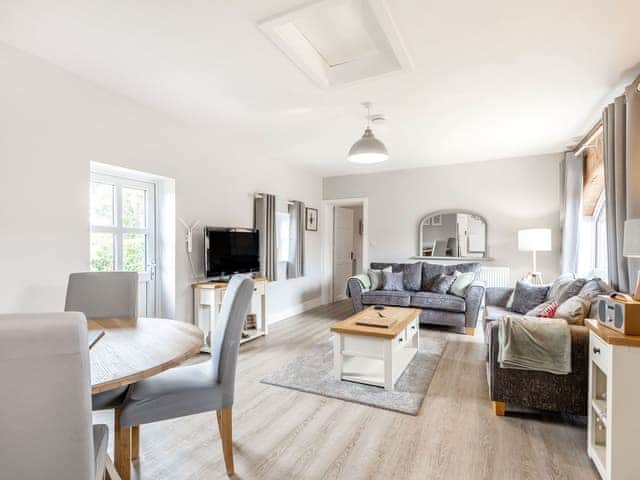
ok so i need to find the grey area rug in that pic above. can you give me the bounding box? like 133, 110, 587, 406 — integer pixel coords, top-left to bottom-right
261, 334, 447, 416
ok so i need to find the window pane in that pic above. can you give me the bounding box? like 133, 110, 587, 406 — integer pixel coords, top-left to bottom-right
90, 233, 114, 271
122, 187, 146, 228
90, 182, 115, 226
123, 234, 146, 272
276, 212, 291, 262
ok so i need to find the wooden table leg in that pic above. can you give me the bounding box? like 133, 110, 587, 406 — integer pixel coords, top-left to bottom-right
131, 425, 140, 461
114, 409, 131, 480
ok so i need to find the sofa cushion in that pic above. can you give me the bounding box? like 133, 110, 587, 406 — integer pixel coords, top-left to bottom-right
402, 262, 422, 291
484, 305, 517, 323
367, 267, 391, 290
382, 271, 404, 291
410, 292, 466, 313
556, 278, 588, 304
370, 262, 402, 273
556, 295, 590, 325
361, 290, 411, 307
429, 274, 456, 294
578, 278, 614, 317
511, 281, 550, 314
449, 271, 475, 297
421, 262, 480, 290
546, 273, 576, 302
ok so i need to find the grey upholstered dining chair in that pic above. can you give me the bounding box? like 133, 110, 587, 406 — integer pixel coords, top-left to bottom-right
119, 275, 254, 476
0, 312, 112, 480
65, 271, 138, 410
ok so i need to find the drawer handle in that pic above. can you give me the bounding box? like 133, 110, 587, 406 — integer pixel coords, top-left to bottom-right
593, 347, 601, 355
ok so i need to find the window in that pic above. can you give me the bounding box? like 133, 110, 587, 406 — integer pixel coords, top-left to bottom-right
276, 211, 291, 263
89, 173, 156, 274
594, 193, 608, 277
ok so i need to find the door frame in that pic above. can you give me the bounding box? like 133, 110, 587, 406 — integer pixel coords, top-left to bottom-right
90, 165, 160, 317
321, 197, 368, 305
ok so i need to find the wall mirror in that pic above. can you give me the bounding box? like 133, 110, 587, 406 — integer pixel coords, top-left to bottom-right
418, 211, 488, 259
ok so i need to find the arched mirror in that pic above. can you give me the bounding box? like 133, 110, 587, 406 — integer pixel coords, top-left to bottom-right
419, 211, 488, 259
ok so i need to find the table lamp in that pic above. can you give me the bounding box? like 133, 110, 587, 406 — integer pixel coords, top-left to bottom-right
518, 228, 552, 285
623, 219, 640, 300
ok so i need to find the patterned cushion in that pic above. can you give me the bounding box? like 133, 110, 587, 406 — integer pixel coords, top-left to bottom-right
361, 290, 411, 307
367, 267, 391, 290
526, 300, 558, 317
556, 278, 588, 305
511, 281, 550, 314
421, 262, 480, 290
410, 292, 466, 313
449, 271, 475, 297
556, 295, 590, 325
429, 274, 455, 294
402, 262, 422, 291
382, 271, 404, 291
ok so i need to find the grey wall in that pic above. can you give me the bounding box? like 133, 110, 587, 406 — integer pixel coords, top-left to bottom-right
323, 154, 563, 283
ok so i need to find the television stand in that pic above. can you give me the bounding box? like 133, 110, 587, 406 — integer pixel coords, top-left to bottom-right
192, 276, 268, 352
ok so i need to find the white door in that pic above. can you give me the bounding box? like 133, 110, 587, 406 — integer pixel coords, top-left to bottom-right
333, 207, 355, 302
89, 172, 157, 316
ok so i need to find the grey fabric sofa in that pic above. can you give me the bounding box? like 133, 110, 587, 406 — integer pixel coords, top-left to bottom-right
482, 279, 612, 416
348, 261, 485, 335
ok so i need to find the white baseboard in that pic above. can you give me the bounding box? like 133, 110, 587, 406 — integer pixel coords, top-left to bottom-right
269, 297, 324, 324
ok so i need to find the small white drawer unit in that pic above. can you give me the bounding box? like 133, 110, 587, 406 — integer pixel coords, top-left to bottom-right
586, 319, 640, 479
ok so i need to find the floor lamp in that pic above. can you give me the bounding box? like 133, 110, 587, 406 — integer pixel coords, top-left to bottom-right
518, 228, 552, 285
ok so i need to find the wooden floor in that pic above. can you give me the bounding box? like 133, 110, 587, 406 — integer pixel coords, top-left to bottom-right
95, 301, 598, 480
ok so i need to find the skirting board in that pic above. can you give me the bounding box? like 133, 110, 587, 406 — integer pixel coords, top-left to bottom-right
270, 297, 323, 324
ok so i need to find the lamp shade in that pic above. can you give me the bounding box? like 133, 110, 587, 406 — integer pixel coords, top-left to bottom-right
518, 228, 552, 252
623, 219, 640, 257
347, 127, 389, 164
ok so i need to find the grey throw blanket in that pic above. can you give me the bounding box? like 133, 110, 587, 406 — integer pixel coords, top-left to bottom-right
345, 274, 371, 297
498, 315, 571, 375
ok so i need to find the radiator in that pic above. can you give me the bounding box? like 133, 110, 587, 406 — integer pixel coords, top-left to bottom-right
477, 266, 510, 288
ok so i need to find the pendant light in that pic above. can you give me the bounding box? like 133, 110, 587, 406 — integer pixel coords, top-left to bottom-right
347, 102, 389, 164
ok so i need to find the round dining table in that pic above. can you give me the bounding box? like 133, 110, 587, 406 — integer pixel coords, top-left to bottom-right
89, 317, 204, 480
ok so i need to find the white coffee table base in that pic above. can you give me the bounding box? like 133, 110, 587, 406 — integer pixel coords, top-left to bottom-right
333, 315, 420, 390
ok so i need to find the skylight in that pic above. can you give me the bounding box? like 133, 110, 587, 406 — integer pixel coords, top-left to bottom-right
259, 0, 412, 88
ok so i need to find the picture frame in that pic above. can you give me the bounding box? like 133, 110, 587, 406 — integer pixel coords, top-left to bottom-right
431, 214, 442, 226
305, 207, 318, 231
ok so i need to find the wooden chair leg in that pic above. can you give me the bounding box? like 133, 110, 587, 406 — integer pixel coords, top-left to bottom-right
131, 425, 140, 461
114, 409, 131, 480
216, 407, 234, 476
492, 401, 506, 416
464, 327, 475, 336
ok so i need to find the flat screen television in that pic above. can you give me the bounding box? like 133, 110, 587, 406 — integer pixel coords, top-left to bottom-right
204, 227, 260, 279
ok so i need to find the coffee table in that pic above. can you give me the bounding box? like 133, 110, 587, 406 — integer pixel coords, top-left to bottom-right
330, 306, 421, 390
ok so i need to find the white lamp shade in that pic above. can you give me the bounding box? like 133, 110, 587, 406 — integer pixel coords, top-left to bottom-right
347, 127, 389, 164
518, 228, 552, 252
623, 219, 640, 257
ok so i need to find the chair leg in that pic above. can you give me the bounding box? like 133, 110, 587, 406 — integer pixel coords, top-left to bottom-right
492, 401, 506, 416
131, 425, 140, 460
114, 409, 131, 480
216, 407, 234, 476
464, 327, 475, 336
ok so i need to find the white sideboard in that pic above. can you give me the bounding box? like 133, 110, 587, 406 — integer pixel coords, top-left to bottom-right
193, 277, 267, 353
586, 319, 640, 479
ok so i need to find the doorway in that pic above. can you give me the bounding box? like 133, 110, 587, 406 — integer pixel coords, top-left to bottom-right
321, 198, 368, 304
89, 170, 158, 317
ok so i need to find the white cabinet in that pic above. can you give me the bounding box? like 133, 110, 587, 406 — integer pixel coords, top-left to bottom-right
193, 278, 268, 353
587, 320, 640, 479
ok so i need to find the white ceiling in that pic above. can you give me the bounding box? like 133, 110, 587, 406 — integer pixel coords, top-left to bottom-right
1, 0, 639, 177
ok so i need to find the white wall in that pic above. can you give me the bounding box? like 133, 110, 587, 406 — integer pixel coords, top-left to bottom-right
323, 154, 563, 283
0, 42, 322, 323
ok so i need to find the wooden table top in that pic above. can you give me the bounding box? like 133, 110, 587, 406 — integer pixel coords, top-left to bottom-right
585, 318, 640, 347
330, 307, 421, 339
89, 317, 204, 394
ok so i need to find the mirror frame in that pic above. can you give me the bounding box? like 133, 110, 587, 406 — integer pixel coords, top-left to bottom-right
417, 209, 489, 260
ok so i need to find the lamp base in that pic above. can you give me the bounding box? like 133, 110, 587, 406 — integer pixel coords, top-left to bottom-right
523, 272, 544, 285
634, 270, 640, 302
